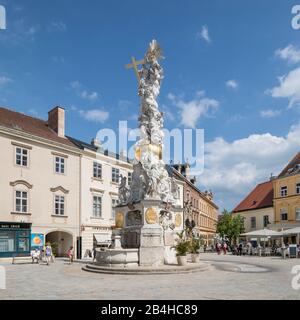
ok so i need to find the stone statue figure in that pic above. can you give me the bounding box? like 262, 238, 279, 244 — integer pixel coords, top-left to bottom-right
118, 175, 129, 204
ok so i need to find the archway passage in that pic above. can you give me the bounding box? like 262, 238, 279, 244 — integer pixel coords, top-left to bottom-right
45, 231, 73, 257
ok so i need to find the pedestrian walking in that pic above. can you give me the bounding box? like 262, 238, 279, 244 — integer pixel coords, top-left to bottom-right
67, 246, 74, 264
222, 242, 228, 255
45, 243, 52, 266
216, 242, 221, 255
238, 243, 243, 256
93, 247, 97, 263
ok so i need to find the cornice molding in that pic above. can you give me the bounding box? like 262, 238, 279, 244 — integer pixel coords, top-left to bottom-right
50, 186, 69, 194
10, 180, 33, 189
90, 187, 104, 194
0, 125, 81, 156
11, 141, 33, 150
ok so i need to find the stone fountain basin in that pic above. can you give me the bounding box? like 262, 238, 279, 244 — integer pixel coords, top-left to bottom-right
95, 248, 139, 267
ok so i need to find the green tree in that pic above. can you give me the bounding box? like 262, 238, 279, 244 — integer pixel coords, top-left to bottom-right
216, 210, 245, 244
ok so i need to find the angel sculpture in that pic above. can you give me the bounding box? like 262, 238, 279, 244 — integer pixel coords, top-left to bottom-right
118, 175, 129, 204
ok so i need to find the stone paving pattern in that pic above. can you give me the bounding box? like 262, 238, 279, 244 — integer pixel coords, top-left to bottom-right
1, 253, 300, 300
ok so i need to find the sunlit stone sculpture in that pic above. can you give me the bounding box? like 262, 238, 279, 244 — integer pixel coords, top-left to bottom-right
123, 39, 179, 205
94, 40, 184, 268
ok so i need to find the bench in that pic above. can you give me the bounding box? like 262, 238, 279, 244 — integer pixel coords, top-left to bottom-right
12, 255, 34, 265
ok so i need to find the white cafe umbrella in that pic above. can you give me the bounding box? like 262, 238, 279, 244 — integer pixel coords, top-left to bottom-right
282, 227, 300, 245
240, 229, 282, 237
281, 227, 300, 235
240, 229, 283, 249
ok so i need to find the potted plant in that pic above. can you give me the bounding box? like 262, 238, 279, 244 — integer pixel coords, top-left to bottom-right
174, 231, 190, 266
190, 237, 200, 263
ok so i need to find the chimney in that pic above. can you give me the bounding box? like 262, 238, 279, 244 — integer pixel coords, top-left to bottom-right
185, 160, 190, 179
91, 138, 102, 150
48, 106, 65, 138
177, 163, 182, 174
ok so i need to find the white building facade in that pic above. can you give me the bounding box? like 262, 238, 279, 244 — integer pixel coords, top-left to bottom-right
0, 106, 185, 260
0, 107, 81, 258
69, 137, 133, 258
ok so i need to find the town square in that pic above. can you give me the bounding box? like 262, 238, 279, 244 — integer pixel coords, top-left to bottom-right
0, 0, 300, 303
0, 253, 299, 300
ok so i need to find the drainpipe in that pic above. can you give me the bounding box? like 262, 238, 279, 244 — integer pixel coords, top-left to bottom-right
78, 154, 82, 259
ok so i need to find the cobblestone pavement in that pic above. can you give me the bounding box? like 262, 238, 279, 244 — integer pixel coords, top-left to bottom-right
0, 253, 300, 300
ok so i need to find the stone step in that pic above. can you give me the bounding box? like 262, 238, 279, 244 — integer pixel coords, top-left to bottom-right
82, 263, 209, 275
12, 256, 33, 264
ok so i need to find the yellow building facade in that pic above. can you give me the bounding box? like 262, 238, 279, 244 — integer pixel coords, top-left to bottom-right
273, 174, 300, 227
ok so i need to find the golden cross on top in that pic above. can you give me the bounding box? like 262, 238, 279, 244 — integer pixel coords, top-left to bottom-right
125, 57, 145, 83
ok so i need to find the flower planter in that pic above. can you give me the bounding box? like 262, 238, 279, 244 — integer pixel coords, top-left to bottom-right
177, 255, 187, 266
191, 253, 200, 263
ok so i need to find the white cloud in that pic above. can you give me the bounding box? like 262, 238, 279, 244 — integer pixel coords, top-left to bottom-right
0, 76, 12, 85
227, 114, 245, 123
161, 104, 176, 122
268, 67, 300, 108
80, 90, 99, 101
197, 122, 300, 210
70, 81, 81, 89
49, 21, 67, 32
196, 90, 206, 97
0, 18, 38, 44
52, 56, 65, 63
197, 25, 211, 43
260, 109, 281, 118
70, 81, 99, 101
26, 26, 37, 36
226, 79, 238, 89
118, 100, 133, 110
275, 44, 300, 64
168, 93, 219, 128
79, 109, 109, 123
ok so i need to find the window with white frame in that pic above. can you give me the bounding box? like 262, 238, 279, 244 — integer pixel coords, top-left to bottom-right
280, 209, 288, 221
15, 147, 28, 167
250, 217, 256, 229
15, 191, 28, 213
296, 208, 300, 221
112, 167, 119, 183
93, 196, 102, 218
93, 162, 102, 179
263, 215, 269, 228
128, 172, 132, 186
54, 195, 65, 215
280, 186, 288, 197
296, 183, 300, 195
55, 157, 65, 174
111, 198, 118, 219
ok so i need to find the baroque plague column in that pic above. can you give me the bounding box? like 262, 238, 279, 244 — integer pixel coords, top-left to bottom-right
115, 40, 183, 266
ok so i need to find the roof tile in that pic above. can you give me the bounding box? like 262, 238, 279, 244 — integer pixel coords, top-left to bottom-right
0, 107, 74, 147
233, 180, 273, 213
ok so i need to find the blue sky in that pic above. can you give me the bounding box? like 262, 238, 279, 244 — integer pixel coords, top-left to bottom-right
1, 0, 300, 211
